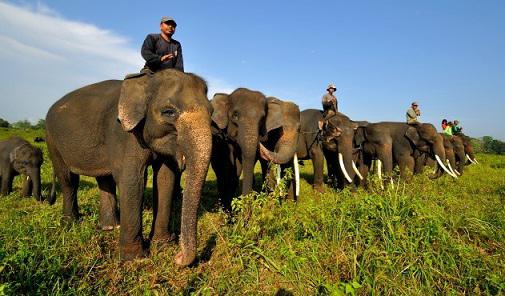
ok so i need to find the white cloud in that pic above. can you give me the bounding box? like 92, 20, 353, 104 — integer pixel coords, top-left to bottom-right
0, 1, 143, 122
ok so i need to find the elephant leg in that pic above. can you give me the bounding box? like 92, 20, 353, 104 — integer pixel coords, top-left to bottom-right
96, 175, 119, 231
117, 168, 147, 260
310, 148, 324, 192
150, 161, 176, 242
49, 145, 79, 220
1, 170, 12, 196
21, 176, 33, 197
398, 156, 414, 180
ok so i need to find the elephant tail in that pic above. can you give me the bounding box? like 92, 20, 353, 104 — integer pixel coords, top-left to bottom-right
48, 172, 57, 205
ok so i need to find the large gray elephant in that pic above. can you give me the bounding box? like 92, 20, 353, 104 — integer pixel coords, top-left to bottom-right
210, 89, 300, 209
420, 134, 466, 178
295, 109, 364, 191
0, 137, 43, 200
45, 69, 212, 265
354, 122, 457, 184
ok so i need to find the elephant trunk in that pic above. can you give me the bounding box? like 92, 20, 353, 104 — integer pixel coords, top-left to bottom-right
259, 127, 299, 164
239, 127, 259, 195
32, 172, 42, 202
174, 106, 212, 266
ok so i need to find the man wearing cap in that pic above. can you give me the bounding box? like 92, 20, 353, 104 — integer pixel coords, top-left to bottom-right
141, 16, 184, 73
406, 102, 421, 125
322, 84, 338, 117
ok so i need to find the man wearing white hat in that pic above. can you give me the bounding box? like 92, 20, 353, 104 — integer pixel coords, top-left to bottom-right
322, 83, 338, 117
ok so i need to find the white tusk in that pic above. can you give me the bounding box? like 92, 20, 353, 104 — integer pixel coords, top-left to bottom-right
338, 153, 353, 183
293, 153, 300, 197
26, 176, 30, 181
466, 154, 477, 165
436, 155, 457, 178
474, 158, 479, 164
377, 159, 384, 189
377, 159, 382, 181
276, 164, 281, 184
446, 160, 458, 177
454, 169, 461, 176
352, 160, 364, 180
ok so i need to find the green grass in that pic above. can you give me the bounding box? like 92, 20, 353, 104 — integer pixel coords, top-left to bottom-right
1, 129, 504, 295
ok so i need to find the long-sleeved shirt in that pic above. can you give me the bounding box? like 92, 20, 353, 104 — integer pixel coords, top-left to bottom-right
406, 107, 420, 124
141, 34, 184, 72
322, 93, 338, 112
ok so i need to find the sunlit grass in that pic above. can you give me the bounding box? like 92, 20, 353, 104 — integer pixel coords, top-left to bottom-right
1, 129, 504, 295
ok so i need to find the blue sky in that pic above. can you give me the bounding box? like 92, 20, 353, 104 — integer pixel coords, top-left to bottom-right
1, 0, 504, 139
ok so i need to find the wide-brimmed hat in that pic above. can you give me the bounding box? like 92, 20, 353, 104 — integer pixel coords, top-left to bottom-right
327, 83, 336, 91
160, 16, 177, 26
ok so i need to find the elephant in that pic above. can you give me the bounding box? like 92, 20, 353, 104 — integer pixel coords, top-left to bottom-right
318, 111, 367, 190
460, 134, 479, 164
353, 122, 457, 185
294, 109, 363, 191
210, 89, 300, 209
420, 134, 466, 178
0, 137, 43, 200
45, 69, 212, 265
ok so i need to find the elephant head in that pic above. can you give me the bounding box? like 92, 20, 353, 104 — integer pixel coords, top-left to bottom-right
10, 143, 43, 200
405, 123, 457, 178
460, 135, 478, 164
117, 69, 212, 266
211, 88, 295, 195
451, 135, 466, 174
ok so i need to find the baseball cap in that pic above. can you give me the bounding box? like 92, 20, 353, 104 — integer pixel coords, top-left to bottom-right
160, 16, 177, 26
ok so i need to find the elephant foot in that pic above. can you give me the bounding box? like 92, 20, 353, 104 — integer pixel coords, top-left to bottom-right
120, 242, 147, 261
100, 224, 120, 231
152, 232, 177, 243
175, 250, 196, 267
313, 184, 324, 193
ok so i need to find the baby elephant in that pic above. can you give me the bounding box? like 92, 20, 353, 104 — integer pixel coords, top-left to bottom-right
0, 137, 43, 200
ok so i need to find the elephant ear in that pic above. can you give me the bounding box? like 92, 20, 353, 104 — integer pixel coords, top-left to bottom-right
9, 146, 20, 163
265, 97, 284, 133
117, 72, 150, 132
210, 93, 230, 129
405, 126, 420, 145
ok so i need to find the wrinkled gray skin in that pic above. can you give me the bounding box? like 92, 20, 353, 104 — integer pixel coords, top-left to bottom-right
295, 109, 363, 191
354, 122, 448, 184
460, 134, 477, 164
319, 111, 365, 190
46, 69, 212, 265
210, 89, 299, 209
0, 137, 43, 200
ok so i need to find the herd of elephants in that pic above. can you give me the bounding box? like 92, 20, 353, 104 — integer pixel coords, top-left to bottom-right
0, 69, 479, 267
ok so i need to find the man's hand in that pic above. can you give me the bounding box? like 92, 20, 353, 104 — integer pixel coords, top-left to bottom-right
161, 53, 175, 62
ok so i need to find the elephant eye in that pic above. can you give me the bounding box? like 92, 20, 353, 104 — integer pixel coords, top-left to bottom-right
232, 111, 240, 120
161, 107, 177, 118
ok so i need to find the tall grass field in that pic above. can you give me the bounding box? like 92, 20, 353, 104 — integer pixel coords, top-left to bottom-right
1, 128, 504, 295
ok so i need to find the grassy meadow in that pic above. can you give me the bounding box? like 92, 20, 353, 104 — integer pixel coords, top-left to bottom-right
1, 128, 504, 295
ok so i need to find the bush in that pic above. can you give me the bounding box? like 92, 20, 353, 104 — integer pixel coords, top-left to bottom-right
0, 118, 9, 128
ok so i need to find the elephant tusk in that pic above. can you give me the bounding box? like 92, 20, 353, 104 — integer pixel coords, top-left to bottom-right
338, 153, 353, 184
474, 158, 479, 164
466, 154, 477, 165
454, 169, 461, 176
352, 160, 364, 180
436, 155, 457, 178
293, 153, 300, 197
276, 164, 281, 185
26, 176, 30, 181
377, 159, 384, 189
446, 160, 458, 177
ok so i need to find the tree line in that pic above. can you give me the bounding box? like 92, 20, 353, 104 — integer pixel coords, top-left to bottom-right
0, 118, 46, 130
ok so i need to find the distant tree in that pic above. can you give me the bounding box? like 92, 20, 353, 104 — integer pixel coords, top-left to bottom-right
0, 118, 9, 128
34, 119, 46, 129
482, 136, 494, 153
490, 139, 505, 154
11, 120, 33, 129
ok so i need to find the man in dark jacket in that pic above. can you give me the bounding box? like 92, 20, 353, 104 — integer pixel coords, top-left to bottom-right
141, 16, 184, 73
